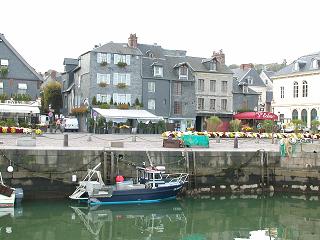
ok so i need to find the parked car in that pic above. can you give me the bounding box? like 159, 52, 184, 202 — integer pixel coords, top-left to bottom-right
61, 117, 79, 132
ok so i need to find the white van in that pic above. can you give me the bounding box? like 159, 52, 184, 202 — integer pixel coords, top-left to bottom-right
61, 117, 79, 132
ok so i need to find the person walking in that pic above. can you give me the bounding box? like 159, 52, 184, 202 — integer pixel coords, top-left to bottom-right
55, 118, 62, 133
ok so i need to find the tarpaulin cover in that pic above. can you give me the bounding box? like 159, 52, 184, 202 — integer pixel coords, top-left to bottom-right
181, 135, 209, 148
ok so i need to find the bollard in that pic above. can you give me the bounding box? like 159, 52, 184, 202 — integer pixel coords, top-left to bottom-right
132, 135, 136, 142
216, 136, 221, 143
31, 131, 36, 139
234, 136, 238, 148
63, 134, 68, 147
87, 134, 92, 142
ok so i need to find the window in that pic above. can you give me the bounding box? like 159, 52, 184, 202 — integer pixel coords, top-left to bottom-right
197, 98, 204, 110
311, 108, 317, 121
174, 101, 182, 114
222, 81, 228, 92
209, 61, 217, 71
198, 79, 204, 92
243, 85, 249, 93
18, 83, 27, 94
293, 81, 298, 98
154, 66, 163, 77
0, 59, 8, 66
97, 53, 111, 64
179, 65, 188, 79
96, 94, 111, 103
302, 80, 308, 97
312, 59, 318, 69
113, 93, 131, 104
301, 109, 307, 124
247, 76, 253, 85
210, 80, 216, 92
148, 99, 155, 110
114, 54, 130, 65
292, 109, 298, 120
210, 99, 216, 110
113, 73, 130, 85
221, 99, 227, 111
294, 62, 299, 71
0, 82, 3, 94
97, 73, 111, 84
280, 86, 284, 98
148, 82, 155, 92
174, 82, 182, 95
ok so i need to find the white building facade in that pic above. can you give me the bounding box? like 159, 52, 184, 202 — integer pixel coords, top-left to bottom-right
272, 52, 320, 127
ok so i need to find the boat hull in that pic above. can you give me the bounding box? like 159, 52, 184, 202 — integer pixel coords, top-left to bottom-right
89, 184, 183, 206
0, 192, 15, 207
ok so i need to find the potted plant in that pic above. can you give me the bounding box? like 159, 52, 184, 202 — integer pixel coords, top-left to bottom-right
107, 120, 113, 134
0, 66, 8, 78
100, 61, 108, 66
99, 82, 108, 87
117, 83, 127, 89
117, 62, 127, 68
119, 124, 131, 134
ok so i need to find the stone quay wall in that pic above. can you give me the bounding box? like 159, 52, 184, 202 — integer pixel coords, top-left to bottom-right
0, 143, 320, 199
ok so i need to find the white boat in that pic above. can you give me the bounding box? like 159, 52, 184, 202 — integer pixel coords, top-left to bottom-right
0, 172, 15, 207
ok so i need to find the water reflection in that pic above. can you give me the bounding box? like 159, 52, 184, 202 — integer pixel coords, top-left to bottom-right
1, 195, 320, 240
71, 201, 187, 240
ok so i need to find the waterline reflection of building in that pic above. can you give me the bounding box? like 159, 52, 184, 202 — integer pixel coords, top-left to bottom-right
71, 200, 187, 240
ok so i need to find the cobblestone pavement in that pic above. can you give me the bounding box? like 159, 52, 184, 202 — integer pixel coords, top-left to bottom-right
0, 133, 281, 152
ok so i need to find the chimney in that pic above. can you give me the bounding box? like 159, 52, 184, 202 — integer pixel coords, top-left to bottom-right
240, 63, 254, 70
212, 49, 225, 65
50, 70, 57, 80
128, 33, 138, 48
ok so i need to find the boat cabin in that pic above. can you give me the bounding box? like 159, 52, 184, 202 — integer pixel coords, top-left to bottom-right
136, 166, 166, 188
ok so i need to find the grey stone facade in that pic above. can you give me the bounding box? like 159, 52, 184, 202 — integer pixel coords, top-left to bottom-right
0, 34, 42, 99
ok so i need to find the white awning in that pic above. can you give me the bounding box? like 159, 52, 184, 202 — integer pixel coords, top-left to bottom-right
0, 104, 40, 114
92, 108, 163, 122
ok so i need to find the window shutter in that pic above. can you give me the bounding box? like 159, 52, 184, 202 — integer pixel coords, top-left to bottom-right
114, 54, 117, 64
113, 93, 118, 104
107, 53, 111, 63
126, 94, 131, 105
113, 73, 118, 85
97, 94, 101, 102
126, 55, 131, 65
97, 73, 100, 84
97, 53, 101, 63
107, 74, 111, 84
160, 67, 163, 77
125, 74, 131, 86
107, 94, 111, 103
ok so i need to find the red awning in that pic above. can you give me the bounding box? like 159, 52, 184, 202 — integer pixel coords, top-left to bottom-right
233, 112, 278, 121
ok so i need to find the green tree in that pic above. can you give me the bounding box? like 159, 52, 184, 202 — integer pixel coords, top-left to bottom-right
229, 119, 241, 132
261, 120, 274, 133
207, 116, 222, 132
43, 81, 63, 114
291, 119, 303, 133
311, 120, 320, 132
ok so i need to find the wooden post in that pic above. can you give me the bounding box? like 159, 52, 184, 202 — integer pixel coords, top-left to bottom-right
260, 150, 264, 188
110, 152, 115, 184
103, 151, 108, 183
192, 151, 197, 189
63, 134, 68, 147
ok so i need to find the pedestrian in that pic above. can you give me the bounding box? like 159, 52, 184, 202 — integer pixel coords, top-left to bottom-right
55, 118, 62, 133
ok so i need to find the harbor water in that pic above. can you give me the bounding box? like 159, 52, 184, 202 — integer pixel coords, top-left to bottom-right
0, 194, 319, 239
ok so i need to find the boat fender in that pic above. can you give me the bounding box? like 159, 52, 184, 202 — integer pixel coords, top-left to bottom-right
116, 175, 124, 182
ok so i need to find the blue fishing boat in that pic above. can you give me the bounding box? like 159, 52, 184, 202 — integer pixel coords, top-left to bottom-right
69, 163, 188, 206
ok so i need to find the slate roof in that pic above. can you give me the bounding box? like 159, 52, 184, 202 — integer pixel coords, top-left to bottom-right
0, 33, 42, 81
92, 42, 142, 55
232, 68, 266, 87
232, 78, 259, 94
262, 70, 275, 78
273, 51, 320, 77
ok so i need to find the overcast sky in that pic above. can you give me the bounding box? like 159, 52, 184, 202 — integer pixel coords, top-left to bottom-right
2, 0, 319, 73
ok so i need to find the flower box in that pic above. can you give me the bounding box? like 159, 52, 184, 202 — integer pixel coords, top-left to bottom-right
163, 139, 182, 148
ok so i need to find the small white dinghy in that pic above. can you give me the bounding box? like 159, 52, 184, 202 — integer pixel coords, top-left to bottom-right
0, 172, 15, 207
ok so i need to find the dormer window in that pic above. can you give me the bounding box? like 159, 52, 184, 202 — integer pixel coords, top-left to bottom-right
153, 66, 163, 77
179, 65, 188, 80
247, 76, 253, 85
312, 59, 318, 69
209, 61, 217, 71
294, 62, 299, 71
146, 50, 154, 58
